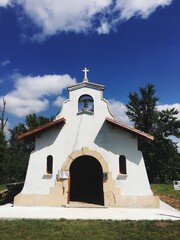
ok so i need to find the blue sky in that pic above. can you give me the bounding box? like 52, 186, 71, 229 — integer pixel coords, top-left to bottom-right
0, 0, 180, 146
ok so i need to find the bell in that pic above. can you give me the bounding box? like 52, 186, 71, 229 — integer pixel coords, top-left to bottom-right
83, 101, 88, 110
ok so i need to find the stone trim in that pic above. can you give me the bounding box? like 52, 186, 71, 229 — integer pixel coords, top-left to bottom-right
61, 147, 109, 173
14, 147, 159, 208
61, 147, 121, 207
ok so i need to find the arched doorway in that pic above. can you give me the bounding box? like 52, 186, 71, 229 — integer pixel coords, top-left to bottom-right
70, 155, 104, 205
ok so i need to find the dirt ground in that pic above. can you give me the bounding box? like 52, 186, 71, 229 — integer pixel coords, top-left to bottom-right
1, 189, 180, 210
159, 195, 180, 210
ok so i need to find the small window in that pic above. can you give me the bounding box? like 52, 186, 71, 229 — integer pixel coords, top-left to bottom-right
119, 155, 127, 174
47, 155, 53, 174
78, 94, 94, 113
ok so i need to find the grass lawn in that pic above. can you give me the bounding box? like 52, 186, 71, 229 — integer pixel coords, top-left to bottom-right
0, 184, 6, 191
0, 184, 7, 204
151, 184, 180, 210
0, 219, 179, 240
0, 184, 180, 239
151, 184, 180, 198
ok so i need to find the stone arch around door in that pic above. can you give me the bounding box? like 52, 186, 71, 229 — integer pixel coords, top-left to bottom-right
62, 147, 109, 173
61, 147, 121, 207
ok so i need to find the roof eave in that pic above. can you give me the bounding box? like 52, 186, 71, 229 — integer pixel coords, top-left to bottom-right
68, 81, 105, 92
106, 118, 154, 141
18, 117, 66, 140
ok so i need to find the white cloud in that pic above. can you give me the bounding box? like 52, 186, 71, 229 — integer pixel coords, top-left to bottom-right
116, 0, 173, 20
4, 120, 10, 137
108, 100, 180, 125
0, 73, 76, 117
13, 73, 76, 99
169, 136, 180, 152
0, 60, 10, 67
1, 0, 173, 40
108, 99, 132, 125
0, 117, 10, 138
177, 142, 180, 152
97, 21, 111, 34
0, 0, 10, 7
53, 96, 66, 107
16, 0, 112, 40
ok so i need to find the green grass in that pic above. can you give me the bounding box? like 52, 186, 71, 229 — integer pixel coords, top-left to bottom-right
151, 184, 180, 198
0, 184, 6, 191
0, 220, 179, 240
0, 184, 180, 239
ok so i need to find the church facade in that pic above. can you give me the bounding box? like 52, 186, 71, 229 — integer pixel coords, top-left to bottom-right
15, 69, 159, 208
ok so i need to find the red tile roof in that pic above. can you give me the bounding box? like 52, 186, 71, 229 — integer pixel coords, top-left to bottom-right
18, 116, 153, 141
106, 118, 154, 140
18, 118, 66, 140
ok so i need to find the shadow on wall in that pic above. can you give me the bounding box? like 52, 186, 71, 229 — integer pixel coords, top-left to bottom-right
35, 124, 65, 151
94, 121, 142, 166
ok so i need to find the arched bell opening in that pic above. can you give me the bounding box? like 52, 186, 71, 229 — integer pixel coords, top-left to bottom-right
69, 155, 104, 205
78, 95, 94, 113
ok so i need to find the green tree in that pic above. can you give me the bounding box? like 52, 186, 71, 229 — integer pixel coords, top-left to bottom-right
0, 131, 8, 183
0, 99, 8, 134
0, 99, 8, 183
4, 124, 30, 182
126, 84, 180, 183
3, 114, 53, 183
126, 84, 159, 134
25, 113, 52, 130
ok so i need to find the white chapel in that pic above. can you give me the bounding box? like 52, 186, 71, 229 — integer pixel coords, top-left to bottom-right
15, 68, 159, 208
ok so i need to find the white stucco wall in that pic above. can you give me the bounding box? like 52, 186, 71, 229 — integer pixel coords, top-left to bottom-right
22, 81, 153, 196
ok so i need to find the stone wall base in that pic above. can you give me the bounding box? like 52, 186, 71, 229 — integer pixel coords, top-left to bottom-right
14, 193, 62, 207
14, 180, 67, 207
14, 193, 159, 208
116, 195, 160, 208
14, 148, 159, 208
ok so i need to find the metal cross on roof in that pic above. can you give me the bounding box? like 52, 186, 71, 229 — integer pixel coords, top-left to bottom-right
82, 67, 89, 82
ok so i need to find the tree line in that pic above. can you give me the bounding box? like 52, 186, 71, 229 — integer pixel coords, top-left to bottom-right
0, 113, 52, 183
0, 84, 180, 184
126, 84, 180, 183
